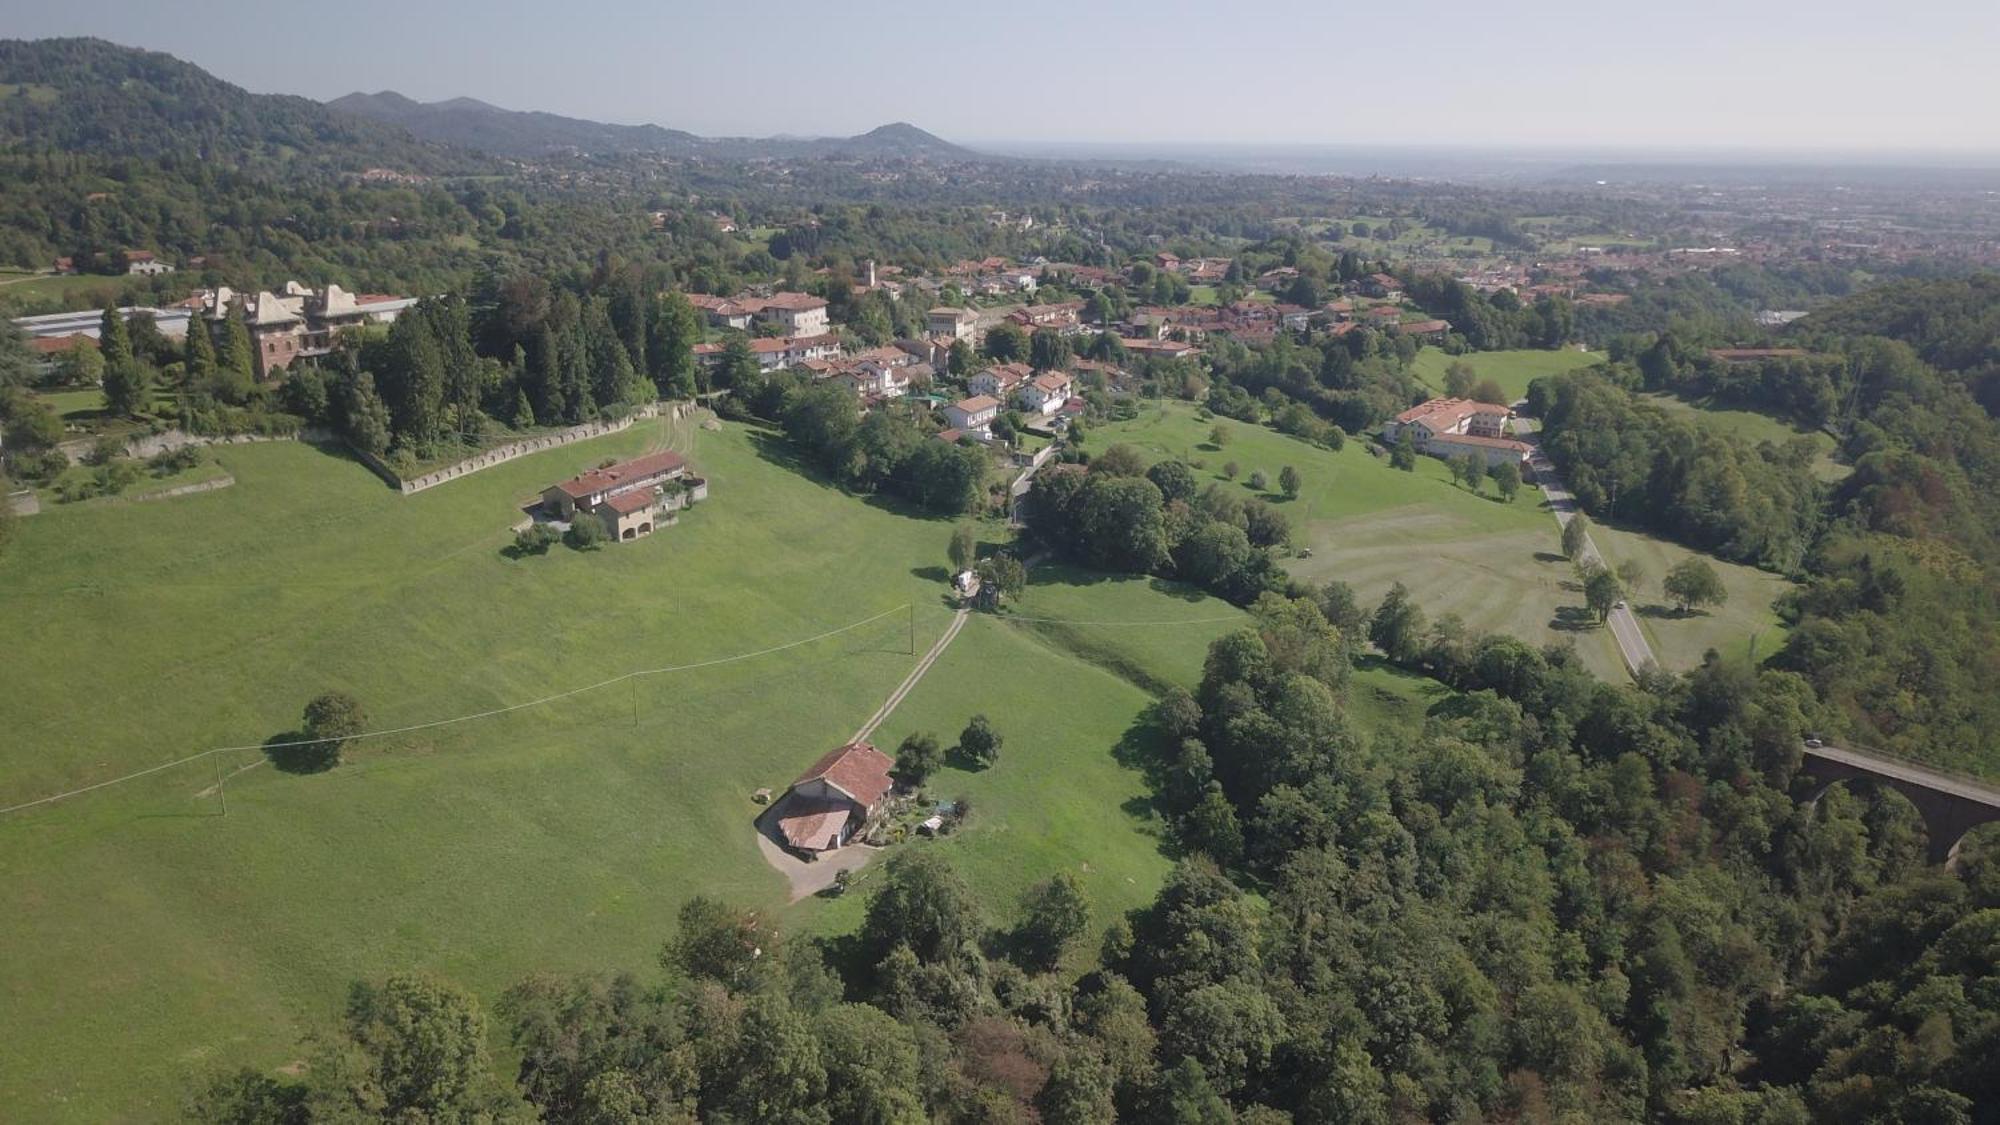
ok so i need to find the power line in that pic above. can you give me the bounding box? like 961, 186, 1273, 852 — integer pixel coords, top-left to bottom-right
0, 604, 910, 819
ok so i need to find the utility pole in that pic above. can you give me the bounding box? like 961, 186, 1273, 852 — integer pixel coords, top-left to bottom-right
215, 756, 226, 818
908, 603, 915, 655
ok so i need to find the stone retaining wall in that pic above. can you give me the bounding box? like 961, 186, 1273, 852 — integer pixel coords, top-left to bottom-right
364, 401, 685, 495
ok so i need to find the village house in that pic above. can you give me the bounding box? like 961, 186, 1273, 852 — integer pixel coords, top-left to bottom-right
769, 741, 896, 857
1006, 301, 1087, 335
1017, 371, 1074, 416
687, 294, 755, 330
691, 334, 841, 374
1393, 318, 1453, 342
940, 394, 1001, 437
967, 362, 1031, 400
539, 449, 702, 542
25, 333, 97, 378
1381, 397, 1529, 466
121, 250, 175, 276
1359, 273, 1403, 300
685, 291, 830, 336
927, 306, 980, 342
1121, 337, 1201, 361
750, 292, 830, 336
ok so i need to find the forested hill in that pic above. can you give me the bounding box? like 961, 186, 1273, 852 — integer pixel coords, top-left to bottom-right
327, 91, 702, 158
0, 38, 452, 172
1795, 273, 2000, 412
328, 89, 973, 161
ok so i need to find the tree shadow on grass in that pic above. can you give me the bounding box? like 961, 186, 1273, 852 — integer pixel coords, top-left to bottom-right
1635, 603, 1688, 619
1533, 551, 1567, 564
1146, 577, 1212, 604
264, 729, 339, 774
745, 429, 956, 522
1548, 606, 1601, 633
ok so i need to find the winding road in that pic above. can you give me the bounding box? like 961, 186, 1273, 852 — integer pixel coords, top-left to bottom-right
1513, 408, 1659, 677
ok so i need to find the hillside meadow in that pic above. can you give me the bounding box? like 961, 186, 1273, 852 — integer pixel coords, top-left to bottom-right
0, 418, 1237, 1120
1410, 344, 1603, 401
1094, 401, 1787, 680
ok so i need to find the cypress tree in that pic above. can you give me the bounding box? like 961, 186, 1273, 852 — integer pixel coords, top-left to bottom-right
98, 302, 132, 369
647, 291, 700, 398
184, 317, 216, 386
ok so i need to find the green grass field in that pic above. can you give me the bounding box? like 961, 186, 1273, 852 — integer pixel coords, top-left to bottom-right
1410, 346, 1604, 402
1641, 393, 1850, 482
0, 270, 149, 312
0, 416, 1242, 1120
1094, 402, 1785, 682
1588, 523, 1791, 669
34, 386, 107, 423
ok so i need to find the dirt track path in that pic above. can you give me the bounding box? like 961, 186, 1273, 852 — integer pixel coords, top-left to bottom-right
852, 607, 969, 743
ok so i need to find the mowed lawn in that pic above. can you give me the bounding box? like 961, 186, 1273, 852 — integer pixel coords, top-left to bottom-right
1589, 523, 1792, 670
1095, 403, 1783, 682
0, 419, 1178, 1120
1411, 346, 1603, 402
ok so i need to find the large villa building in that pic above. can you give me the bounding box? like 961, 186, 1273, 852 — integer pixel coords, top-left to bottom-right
539, 449, 704, 541
688, 291, 831, 336
1381, 397, 1532, 466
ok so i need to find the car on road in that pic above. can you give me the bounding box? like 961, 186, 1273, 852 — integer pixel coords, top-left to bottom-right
1804, 732, 1825, 748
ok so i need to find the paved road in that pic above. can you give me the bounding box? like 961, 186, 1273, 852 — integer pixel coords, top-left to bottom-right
1513, 408, 1659, 677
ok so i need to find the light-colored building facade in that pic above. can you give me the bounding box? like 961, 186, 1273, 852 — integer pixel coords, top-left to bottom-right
941, 394, 1000, 435
928, 307, 979, 341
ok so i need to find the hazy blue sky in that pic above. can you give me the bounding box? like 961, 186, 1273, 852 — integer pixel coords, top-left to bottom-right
8, 0, 1998, 153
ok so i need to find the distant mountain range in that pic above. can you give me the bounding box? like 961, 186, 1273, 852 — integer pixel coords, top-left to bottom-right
0, 37, 975, 171
326, 90, 974, 161
0, 37, 446, 170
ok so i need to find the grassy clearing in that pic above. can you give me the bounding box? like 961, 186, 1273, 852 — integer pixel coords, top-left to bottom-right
1588, 523, 1792, 669
0, 416, 1215, 1119
42, 456, 232, 505
1094, 402, 1785, 682
1410, 346, 1603, 402
34, 386, 107, 424
0, 270, 149, 312
1641, 393, 1850, 482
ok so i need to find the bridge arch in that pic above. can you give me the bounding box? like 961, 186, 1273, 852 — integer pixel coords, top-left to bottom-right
1800, 751, 2000, 868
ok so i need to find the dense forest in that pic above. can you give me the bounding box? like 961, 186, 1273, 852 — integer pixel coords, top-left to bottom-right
1528, 278, 2000, 775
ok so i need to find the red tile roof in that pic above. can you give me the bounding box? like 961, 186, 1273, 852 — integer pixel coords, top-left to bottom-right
28, 333, 96, 356
551, 449, 687, 500
752, 291, 827, 312
1394, 397, 1510, 427
601, 489, 659, 515
776, 798, 855, 852
792, 742, 894, 807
